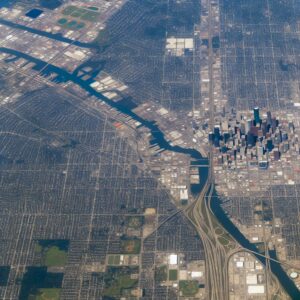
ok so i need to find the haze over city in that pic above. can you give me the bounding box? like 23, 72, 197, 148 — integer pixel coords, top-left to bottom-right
0, 0, 299, 299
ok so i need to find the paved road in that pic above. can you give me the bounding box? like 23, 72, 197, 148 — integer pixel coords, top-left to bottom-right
1, 5, 299, 296
186, 181, 230, 299
184, 1, 234, 298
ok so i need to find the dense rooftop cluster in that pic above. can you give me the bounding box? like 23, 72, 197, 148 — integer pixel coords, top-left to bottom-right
210, 108, 297, 169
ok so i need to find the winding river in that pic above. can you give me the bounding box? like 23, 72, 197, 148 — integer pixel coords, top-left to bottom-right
1, 47, 299, 299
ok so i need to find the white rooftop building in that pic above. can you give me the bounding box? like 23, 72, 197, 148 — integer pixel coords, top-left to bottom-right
248, 285, 265, 294
168, 254, 178, 265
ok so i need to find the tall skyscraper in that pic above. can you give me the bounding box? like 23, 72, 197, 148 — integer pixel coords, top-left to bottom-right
267, 111, 272, 125
245, 119, 252, 133
253, 107, 260, 124
214, 125, 221, 138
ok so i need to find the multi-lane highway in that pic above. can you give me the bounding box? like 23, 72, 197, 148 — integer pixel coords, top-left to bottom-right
185, 180, 232, 299
184, 1, 236, 298
1, 2, 299, 296
184, 1, 300, 299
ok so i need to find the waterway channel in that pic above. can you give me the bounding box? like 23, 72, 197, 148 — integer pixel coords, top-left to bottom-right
0, 18, 93, 49
1, 46, 299, 299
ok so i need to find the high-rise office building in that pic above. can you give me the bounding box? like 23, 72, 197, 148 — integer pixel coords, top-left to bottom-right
245, 119, 252, 133
267, 111, 272, 125
253, 107, 260, 124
